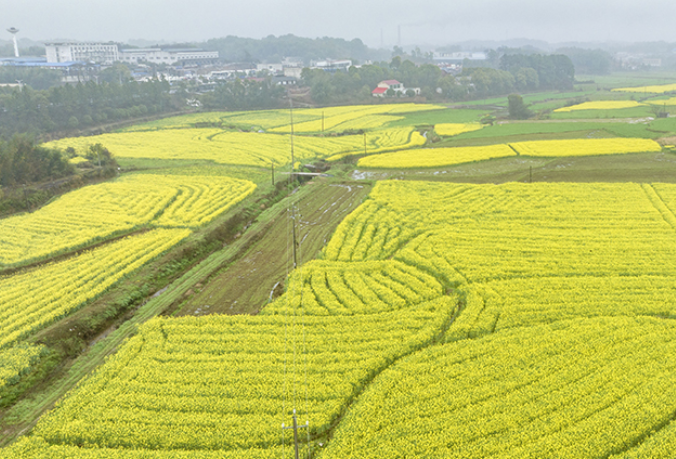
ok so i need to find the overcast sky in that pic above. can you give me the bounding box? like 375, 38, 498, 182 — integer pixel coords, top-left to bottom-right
2, 0, 675, 48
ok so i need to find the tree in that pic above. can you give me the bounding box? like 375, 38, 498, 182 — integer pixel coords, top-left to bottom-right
557, 48, 613, 75
390, 55, 402, 70
99, 64, 132, 84
500, 54, 574, 90
508, 94, 532, 119
514, 67, 539, 92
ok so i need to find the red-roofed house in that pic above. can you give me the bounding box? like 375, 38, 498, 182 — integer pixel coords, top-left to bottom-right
372, 79, 403, 97
372, 79, 420, 97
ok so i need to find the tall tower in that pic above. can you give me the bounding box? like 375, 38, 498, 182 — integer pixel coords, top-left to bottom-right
7, 28, 19, 57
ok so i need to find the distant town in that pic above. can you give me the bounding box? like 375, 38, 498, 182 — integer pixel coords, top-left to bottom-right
1, 31, 673, 94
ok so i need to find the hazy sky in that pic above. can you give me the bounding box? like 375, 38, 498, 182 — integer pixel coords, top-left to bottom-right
2, 0, 675, 47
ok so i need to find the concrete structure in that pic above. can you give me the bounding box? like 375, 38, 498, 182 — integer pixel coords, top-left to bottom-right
283, 67, 303, 79
119, 48, 218, 65
311, 59, 352, 72
46, 42, 119, 64
616, 52, 663, 69
7, 28, 19, 57
257, 63, 283, 73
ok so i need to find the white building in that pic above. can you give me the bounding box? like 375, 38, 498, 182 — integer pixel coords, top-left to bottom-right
433, 52, 487, 64
311, 59, 353, 71
119, 48, 219, 65
256, 63, 284, 73
46, 42, 119, 64
45, 42, 218, 66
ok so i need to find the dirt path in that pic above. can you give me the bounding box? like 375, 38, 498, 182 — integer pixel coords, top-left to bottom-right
176, 180, 371, 316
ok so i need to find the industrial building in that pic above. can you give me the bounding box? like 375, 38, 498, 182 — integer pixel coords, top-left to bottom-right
45, 42, 119, 65
44, 42, 218, 66
118, 48, 219, 65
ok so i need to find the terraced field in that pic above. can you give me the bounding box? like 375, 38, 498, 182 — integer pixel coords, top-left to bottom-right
9, 181, 676, 458
6, 86, 676, 458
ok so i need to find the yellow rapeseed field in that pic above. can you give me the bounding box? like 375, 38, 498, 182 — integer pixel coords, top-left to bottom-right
0, 174, 255, 267
357, 144, 515, 168
510, 138, 661, 157
0, 228, 191, 350
434, 123, 483, 136
612, 83, 676, 94
45, 127, 425, 166
11, 181, 676, 458
124, 103, 444, 133
553, 100, 645, 112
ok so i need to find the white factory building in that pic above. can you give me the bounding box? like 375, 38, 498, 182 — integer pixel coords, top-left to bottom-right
45, 42, 219, 66
119, 48, 219, 65
46, 42, 119, 65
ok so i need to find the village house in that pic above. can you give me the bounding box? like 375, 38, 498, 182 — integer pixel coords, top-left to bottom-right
372, 79, 420, 97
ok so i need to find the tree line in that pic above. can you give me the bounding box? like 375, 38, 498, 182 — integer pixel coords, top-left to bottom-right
0, 52, 575, 141
0, 134, 73, 187
0, 79, 178, 137
301, 53, 575, 104
203, 34, 380, 65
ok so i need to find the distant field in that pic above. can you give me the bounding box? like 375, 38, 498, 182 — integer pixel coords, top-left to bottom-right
122, 103, 445, 133
550, 105, 655, 119
46, 127, 425, 167
358, 138, 662, 169
358, 144, 516, 168
613, 83, 676, 94
554, 100, 645, 112
578, 72, 676, 89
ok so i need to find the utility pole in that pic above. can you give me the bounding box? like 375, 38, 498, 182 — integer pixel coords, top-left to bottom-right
363, 132, 367, 156
291, 203, 298, 268
282, 409, 309, 459
271, 161, 275, 186
290, 98, 295, 177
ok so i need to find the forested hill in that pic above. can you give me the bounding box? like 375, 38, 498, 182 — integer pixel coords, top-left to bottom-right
203, 34, 378, 64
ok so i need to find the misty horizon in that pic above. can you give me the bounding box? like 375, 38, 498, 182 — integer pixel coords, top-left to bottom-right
2, 0, 675, 51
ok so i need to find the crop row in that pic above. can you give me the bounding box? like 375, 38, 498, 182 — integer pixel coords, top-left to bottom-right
123, 103, 442, 133
268, 103, 443, 133
553, 100, 645, 112
322, 316, 676, 458
10, 180, 676, 457
434, 122, 483, 136
0, 344, 47, 390
262, 260, 443, 316
613, 83, 676, 94
0, 228, 190, 349
358, 144, 515, 168
45, 127, 425, 167
0, 174, 254, 267
357, 137, 662, 169
8, 296, 455, 454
